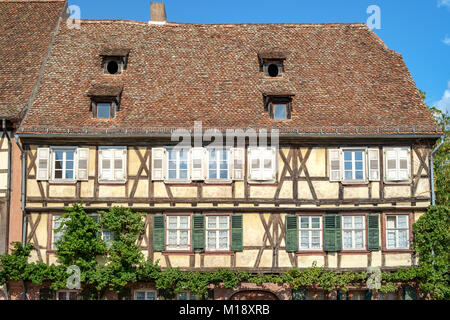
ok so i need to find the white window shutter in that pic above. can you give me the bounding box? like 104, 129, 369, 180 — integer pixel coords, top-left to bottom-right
152, 148, 166, 181
77, 148, 89, 181
190, 147, 205, 180
398, 148, 410, 181
114, 148, 127, 181
231, 148, 244, 180
99, 149, 112, 181
328, 149, 341, 181
248, 148, 260, 180
37, 148, 50, 181
262, 148, 276, 181
385, 149, 398, 181
368, 149, 380, 181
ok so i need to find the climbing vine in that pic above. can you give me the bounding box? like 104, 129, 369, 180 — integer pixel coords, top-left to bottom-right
0, 204, 448, 300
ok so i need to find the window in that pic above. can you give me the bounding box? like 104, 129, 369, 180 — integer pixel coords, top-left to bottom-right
208, 149, 229, 180
92, 100, 116, 119
342, 216, 365, 250
97, 103, 112, 118
98, 147, 127, 182
346, 290, 367, 300
206, 216, 230, 251
306, 290, 325, 300
264, 96, 292, 120
177, 292, 198, 300
168, 148, 189, 180
248, 147, 277, 181
260, 58, 284, 78
52, 148, 76, 181
56, 290, 78, 300
299, 216, 322, 251
343, 149, 365, 181
378, 292, 398, 300
103, 230, 116, 248
384, 148, 411, 182
166, 215, 190, 251
101, 53, 128, 75
52, 215, 67, 250
134, 290, 157, 300
386, 215, 409, 249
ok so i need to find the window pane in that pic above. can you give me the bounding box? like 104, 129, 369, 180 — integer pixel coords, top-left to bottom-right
343, 231, 352, 248
344, 162, 352, 170
97, 103, 111, 118
66, 151, 74, 161
178, 292, 188, 300
146, 292, 156, 300
386, 216, 396, 229
207, 217, 217, 228
398, 230, 408, 247
344, 152, 352, 161
219, 216, 228, 229
398, 216, 408, 228
65, 170, 74, 179
343, 216, 352, 228
180, 216, 189, 228
135, 292, 146, 300
300, 217, 309, 229
311, 218, 320, 229
354, 216, 363, 228
355, 152, 363, 161
344, 171, 353, 180
355, 231, 364, 248
300, 231, 309, 249
355, 161, 363, 170
387, 231, 396, 247
273, 104, 287, 119
355, 170, 363, 180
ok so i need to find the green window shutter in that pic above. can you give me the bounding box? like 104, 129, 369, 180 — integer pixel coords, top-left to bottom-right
231, 215, 243, 251
324, 214, 341, 252
367, 214, 380, 251
193, 215, 205, 252
153, 215, 165, 252
403, 286, 417, 300
285, 215, 298, 252
292, 288, 306, 300
365, 290, 372, 300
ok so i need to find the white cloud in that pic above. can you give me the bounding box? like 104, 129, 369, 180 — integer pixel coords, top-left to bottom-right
438, 0, 450, 8
443, 35, 450, 45
435, 81, 450, 114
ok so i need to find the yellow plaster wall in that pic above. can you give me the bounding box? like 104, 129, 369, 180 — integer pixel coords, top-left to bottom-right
203, 185, 232, 198
298, 255, 325, 268
203, 255, 231, 268
384, 186, 410, 198
343, 186, 369, 199
384, 253, 412, 267
49, 185, 76, 198
306, 148, 326, 177
340, 254, 368, 268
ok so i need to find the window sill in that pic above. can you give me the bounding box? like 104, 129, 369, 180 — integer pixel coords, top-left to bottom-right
341, 180, 369, 185
383, 180, 412, 185
49, 180, 77, 185
164, 180, 192, 185
204, 180, 232, 185
202, 250, 233, 255
339, 250, 370, 254
247, 180, 277, 185
383, 248, 412, 253
98, 180, 127, 185
296, 250, 326, 255
162, 251, 194, 255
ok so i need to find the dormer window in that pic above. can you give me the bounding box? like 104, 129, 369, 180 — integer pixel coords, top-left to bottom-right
258, 52, 286, 78
100, 48, 130, 75
264, 95, 293, 120
88, 83, 123, 119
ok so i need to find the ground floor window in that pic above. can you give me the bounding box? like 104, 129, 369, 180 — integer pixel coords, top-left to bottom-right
177, 291, 198, 300
206, 216, 230, 251
134, 290, 157, 300
56, 290, 78, 300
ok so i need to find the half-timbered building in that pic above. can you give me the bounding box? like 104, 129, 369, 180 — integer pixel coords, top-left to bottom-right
2, 1, 443, 300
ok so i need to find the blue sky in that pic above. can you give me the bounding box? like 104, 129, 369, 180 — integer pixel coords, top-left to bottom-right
68, 0, 450, 113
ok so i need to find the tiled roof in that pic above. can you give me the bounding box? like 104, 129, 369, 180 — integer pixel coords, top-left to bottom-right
0, 0, 66, 120
18, 19, 441, 136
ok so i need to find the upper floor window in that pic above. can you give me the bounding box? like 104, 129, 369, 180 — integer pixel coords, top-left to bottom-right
52, 147, 76, 181
299, 216, 322, 251
52, 215, 67, 250
206, 216, 230, 251
248, 147, 277, 182
342, 215, 365, 250
98, 147, 127, 183
168, 148, 189, 180
88, 83, 123, 120
343, 149, 365, 181
386, 215, 409, 249
258, 52, 286, 78
207, 148, 229, 180
264, 95, 292, 120
384, 147, 411, 182
166, 215, 190, 251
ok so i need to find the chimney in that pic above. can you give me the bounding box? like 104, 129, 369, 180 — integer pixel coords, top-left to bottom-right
150, 2, 167, 24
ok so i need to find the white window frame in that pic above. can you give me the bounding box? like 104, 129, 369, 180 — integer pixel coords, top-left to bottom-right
247, 147, 277, 183
342, 215, 366, 250
206, 148, 231, 182
383, 147, 411, 182
134, 290, 157, 300
341, 148, 367, 183
52, 215, 67, 250
51, 147, 77, 182
206, 216, 230, 252
166, 215, 191, 251
385, 215, 410, 249
298, 216, 323, 251
166, 147, 190, 182
176, 291, 198, 300
56, 290, 78, 300
98, 146, 127, 183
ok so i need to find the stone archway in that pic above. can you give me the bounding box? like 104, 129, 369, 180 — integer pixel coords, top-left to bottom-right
229, 290, 279, 300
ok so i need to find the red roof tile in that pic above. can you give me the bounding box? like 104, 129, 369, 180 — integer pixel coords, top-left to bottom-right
18, 19, 441, 136
0, 0, 67, 120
